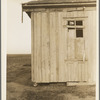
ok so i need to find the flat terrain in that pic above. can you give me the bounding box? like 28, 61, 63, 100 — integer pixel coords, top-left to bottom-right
7, 54, 95, 100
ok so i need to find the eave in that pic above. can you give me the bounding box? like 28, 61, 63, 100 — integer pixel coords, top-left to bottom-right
21, 1, 96, 21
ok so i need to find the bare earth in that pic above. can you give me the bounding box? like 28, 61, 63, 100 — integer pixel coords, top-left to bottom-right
7, 54, 95, 100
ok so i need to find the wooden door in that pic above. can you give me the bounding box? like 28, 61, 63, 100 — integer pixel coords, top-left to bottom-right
66, 28, 88, 82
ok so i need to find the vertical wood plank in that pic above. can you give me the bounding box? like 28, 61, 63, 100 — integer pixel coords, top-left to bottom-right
85, 61, 88, 81
44, 12, 50, 82
36, 12, 42, 82
47, 11, 51, 83
92, 11, 96, 82
67, 63, 70, 81
33, 12, 37, 82
50, 12, 57, 82
80, 62, 82, 82
31, 12, 34, 82
75, 62, 78, 81
56, 12, 59, 82
62, 11, 67, 81
58, 12, 61, 82
81, 62, 84, 81
72, 62, 75, 81
65, 62, 68, 81
69, 63, 72, 81
41, 12, 50, 82
75, 38, 84, 60
68, 29, 76, 59
58, 12, 65, 82
41, 12, 45, 82
86, 10, 96, 82
87, 11, 92, 82
71, 63, 74, 81
64, 11, 68, 82
83, 11, 88, 82
78, 62, 81, 81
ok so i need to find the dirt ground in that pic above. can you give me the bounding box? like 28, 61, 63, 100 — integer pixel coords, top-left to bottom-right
7, 54, 96, 100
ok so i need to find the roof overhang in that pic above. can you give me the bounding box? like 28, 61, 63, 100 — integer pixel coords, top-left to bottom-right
21, 0, 96, 21
22, 1, 96, 9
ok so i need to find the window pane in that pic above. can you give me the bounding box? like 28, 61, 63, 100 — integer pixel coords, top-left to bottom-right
68, 28, 75, 32
68, 21, 75, 26
76, 29, 83, 37
76, 21, 83, 25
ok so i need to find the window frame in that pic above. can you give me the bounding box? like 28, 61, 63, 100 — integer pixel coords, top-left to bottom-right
67, 19, 84, 38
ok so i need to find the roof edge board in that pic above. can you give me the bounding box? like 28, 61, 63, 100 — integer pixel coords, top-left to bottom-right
22, 3, 96, 9
22, 1, 96, 5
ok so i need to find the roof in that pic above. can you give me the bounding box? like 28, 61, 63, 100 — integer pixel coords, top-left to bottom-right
22, 0, 96, 10
21, 0, 96, 20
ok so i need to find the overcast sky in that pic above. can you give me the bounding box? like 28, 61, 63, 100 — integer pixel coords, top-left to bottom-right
7, 0, 35, 54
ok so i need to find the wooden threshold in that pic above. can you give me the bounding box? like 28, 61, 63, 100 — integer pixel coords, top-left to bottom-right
67, 82, 96, 86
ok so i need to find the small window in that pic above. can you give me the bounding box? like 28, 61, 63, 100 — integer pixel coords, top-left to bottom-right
76, 21, 83, 26
68, 21, 75, 26
76, 29, 83, 37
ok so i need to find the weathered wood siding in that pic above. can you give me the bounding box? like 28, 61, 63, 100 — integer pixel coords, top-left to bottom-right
31, 7, 96, 83
86, 10, 96, 82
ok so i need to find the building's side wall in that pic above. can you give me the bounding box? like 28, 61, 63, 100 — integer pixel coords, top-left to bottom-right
31, 7, 96, 83
86, 10, 96, 83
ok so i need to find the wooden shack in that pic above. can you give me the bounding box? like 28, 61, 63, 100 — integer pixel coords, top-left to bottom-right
22, 0, 97, 86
